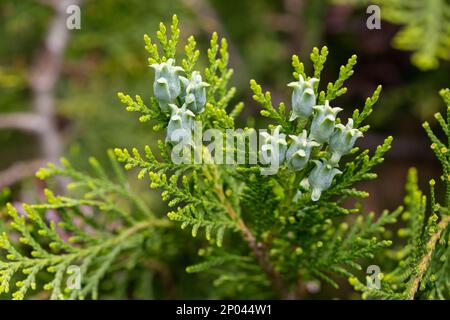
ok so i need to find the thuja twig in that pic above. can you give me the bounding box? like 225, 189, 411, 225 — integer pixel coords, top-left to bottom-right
407, 215, 450, 299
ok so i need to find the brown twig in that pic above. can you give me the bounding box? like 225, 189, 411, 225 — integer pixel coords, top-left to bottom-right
0, 1, 82, 189
407, 214, 450, 299
207, 166, 290, 299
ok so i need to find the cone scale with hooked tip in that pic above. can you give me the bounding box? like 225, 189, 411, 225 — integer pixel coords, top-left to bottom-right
288, 75, 319, 121
260, 125, 288, 166
166, 103, 195, 144
309, 100, 342, 144
329, 119, 363, 164
180, 71, 209, 114
286, 130, 320, 171
151, 58, 184, 112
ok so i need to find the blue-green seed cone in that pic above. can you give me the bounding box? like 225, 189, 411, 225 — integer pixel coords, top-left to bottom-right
166, 103, 195, 144
260, 125, 288, 166
286, 130, 320, 171
329, 119, 363, 165
308, 160, 342, 201
179, 71, 209, 114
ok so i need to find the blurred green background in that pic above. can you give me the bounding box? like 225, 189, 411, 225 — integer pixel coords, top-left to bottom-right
0, 0, 449, 298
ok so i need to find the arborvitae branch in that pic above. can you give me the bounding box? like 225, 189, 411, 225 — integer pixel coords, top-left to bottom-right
1, 15, 447, 300
0, 153, 171, 299
350, 89, 450, 300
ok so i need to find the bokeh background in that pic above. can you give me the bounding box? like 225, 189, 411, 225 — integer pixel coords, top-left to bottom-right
0, 0, 449, 298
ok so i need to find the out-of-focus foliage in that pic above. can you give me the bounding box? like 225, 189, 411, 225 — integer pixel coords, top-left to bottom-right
334, 0, 450, 70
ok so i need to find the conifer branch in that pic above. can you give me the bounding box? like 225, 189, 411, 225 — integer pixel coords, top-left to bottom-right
2, 15, 448, 300
210, 167, 289, 298
407, 215, 450, 299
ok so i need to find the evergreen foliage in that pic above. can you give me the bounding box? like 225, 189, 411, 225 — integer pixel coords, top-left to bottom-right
349, 89, 450, 299
0, 15, 448, 300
